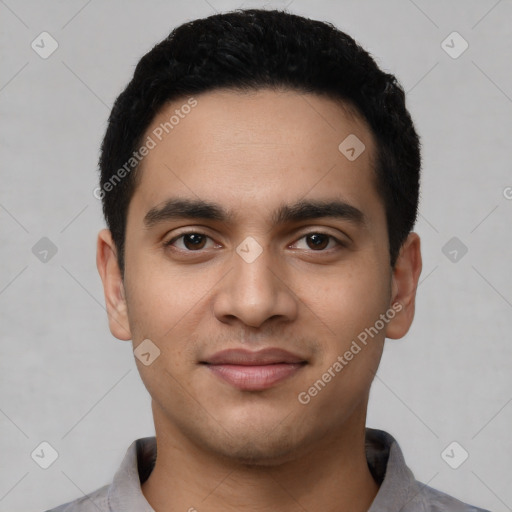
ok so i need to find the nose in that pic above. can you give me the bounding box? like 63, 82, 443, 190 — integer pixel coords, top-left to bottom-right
212, 241, 298, 329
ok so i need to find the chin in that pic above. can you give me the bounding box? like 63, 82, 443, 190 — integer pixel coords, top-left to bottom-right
198, 413, 317, 467
214, 434, 299, 467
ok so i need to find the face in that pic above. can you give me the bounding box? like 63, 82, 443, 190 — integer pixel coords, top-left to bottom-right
98, 88, 421, 465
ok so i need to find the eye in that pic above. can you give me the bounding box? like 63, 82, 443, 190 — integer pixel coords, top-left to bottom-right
164, 232, 217, 251
163, 230, 346, 254
291, 232, 345, 251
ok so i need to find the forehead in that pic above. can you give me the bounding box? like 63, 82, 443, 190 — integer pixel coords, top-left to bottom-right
129, 88, 384, 228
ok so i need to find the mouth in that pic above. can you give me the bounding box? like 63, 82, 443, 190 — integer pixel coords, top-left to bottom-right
200, 348, 308, 391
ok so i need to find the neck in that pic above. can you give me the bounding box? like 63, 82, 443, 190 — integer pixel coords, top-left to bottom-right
141, 403, 379, 512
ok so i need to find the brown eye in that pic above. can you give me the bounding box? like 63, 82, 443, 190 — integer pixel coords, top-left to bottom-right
292, 232, 343, 251
165, 232, 213, 251
182, 233, 207, 250
305, 233, 330, 250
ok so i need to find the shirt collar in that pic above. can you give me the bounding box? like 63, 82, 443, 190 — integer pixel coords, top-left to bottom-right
107, 427, 420, 511
107, 435, 156, 512
365, 428, 424, 511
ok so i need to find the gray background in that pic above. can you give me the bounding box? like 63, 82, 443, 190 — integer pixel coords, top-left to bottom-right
1, 0, 511, 510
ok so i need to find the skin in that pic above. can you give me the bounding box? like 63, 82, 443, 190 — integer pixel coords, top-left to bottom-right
97, 88, 422, 512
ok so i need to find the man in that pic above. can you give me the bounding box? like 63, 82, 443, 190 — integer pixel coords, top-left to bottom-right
47, 8, 490, 512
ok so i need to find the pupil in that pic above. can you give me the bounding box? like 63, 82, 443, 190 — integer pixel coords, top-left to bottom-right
308, 234, 328, 249
186, 234, 205, 249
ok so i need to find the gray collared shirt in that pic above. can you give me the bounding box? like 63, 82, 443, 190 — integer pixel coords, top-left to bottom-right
45, 428, 491, 511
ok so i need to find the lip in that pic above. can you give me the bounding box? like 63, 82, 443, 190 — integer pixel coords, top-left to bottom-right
201, 348, 307, 391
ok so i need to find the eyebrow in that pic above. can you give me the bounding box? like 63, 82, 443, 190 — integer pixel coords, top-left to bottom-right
143, 197, 366, 229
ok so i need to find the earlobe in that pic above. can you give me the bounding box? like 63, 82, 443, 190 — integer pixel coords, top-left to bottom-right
96, 229, 132, 341
385, 232, 422, 340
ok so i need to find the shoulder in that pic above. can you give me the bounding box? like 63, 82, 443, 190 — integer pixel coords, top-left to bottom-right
43, 483, 110, 512
413, 479, 492, 512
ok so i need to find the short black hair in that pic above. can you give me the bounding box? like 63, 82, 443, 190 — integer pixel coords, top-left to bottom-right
98, 8, 420, 276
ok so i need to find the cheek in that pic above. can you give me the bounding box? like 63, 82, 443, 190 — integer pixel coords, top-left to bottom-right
124, 268, 200, 398
293, 255, 390, 338
313, 260, 389, 389
296, 265, 388, 418
122, 257, 220, 386
123, 250, 207, 337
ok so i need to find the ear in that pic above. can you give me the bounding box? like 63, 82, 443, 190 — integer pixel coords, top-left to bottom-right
385, 232, 422, 339
96, 229, 132, 341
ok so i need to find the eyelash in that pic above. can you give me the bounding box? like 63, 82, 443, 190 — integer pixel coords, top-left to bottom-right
163, 231, 347, 253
